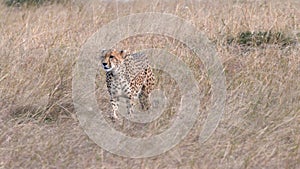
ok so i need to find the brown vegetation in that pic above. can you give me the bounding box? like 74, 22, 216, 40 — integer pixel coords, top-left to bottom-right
0, 0, 299, 168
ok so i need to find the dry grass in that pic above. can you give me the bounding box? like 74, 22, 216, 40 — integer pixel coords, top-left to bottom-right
0, 0, 300, 168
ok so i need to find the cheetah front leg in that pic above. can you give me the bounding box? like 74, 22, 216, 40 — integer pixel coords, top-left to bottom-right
124, 87, 134, 116
110, 93, 133, 120
110, 83, 133, 118
110, 98, 119, 119
110, 96, 132, 120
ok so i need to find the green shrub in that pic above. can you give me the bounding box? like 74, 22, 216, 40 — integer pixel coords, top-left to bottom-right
4, 0, 68, 7
227, 31, 296, 47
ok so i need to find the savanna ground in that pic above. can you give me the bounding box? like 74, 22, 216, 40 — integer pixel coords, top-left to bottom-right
0, 0, 300, 168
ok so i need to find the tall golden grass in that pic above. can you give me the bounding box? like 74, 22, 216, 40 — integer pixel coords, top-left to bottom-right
0, 0, 299, 168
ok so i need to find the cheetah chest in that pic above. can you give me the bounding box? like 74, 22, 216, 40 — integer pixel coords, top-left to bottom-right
106, 71, 131, 98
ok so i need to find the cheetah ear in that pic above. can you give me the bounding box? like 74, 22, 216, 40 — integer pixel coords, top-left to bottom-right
120, 50, 127, 58
100, 49, 108, 55
99, 49, 107, 59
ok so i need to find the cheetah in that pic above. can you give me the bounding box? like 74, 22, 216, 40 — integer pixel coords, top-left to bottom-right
100, 49, 155, 119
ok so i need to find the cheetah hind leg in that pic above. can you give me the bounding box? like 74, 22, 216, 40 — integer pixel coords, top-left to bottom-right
138, 91, 151, 111
139, 71, 155, 111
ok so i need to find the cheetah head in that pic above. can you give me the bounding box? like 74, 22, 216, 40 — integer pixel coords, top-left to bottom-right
100, 49, 127, 72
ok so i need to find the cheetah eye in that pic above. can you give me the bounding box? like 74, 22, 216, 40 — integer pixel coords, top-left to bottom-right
109, 55, 114, 59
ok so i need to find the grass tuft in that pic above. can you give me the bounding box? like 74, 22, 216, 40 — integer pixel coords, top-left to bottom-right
227, 31, 297, 47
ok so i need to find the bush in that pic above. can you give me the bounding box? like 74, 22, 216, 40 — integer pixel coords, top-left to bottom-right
4, 0, 68, 7
227, 31, 297, 47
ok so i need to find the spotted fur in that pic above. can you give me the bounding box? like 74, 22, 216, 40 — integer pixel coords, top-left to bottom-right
100, 49, 155, 119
